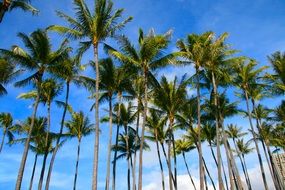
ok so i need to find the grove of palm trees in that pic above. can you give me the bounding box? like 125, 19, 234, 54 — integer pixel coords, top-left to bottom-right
0, 0, 285, 190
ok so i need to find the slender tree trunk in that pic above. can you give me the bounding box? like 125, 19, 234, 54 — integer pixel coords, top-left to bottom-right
242, 155, 252, 190
132, 98, 140, 190
233, 139, 251, 190
138, 68, 148, 190
45, 81, 70, 190
130, 154, 136, 190
196, 67, 205, 190
38, 151, 48, 190
160, 143, 175, 184
73, 139, 81, 190
168, 140, 173, 190
211, 71, 224, 190
92, 44, 100, 190
169, 117, 177, 190
29, 154, 38, 190
128, 157, 131, 190
16, 81, 41, 190
112, 93, 122, 190
182, 152, 196, 190
267, 145, 283, 190
202, 157, 216, 190
221, 154, 230, 190
0, 0, 10, 23
209, 143, 229, 190
39, 102, 51, 190
0, 128, 6, 153
155, 135, 165, 190
244, 90, 269, 190
105, 96, 113, 190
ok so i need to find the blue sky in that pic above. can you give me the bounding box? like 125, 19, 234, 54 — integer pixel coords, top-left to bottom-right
0, 0, 285, 189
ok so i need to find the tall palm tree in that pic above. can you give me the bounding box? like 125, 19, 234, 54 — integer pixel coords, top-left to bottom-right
152, 75, 188, 190
176, 32, 213, 190
0, 112, 14, 153
45, 55, 83, 190
48, 1, 132, 188
0, 0, 38, 23
112, 127, 149, 190
175, 138, 197, 190
0, 58, 21, 96
106, 29, 173, 190
0, 29, 69, 190
65, 111, 94, 190
232, 58, 269, 190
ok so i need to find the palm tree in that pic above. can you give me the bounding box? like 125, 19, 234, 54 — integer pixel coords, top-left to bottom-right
0, 112, 14, 153
106, 28, 173, 190
176, 32, 213, 190
0, 0, 38, 23
45, 55, 83, 190
145, 109, 168, 190
152, 75, 188, 190
175, 138, 197, 190
232, 58, 269, 190
0, 29, 69, 190
0, 58, 21, 96
65, 111, 94, 190
48, 1, 132, 187
112, 127, 149, 190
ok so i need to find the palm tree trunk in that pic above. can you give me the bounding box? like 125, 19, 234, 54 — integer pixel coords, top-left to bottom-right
244, 90, 269, 190
138, 68, 148, 190
112, 93, 122, 190
132, 98, 140, 190
130, 154, 136, 190
155, 134, 165, 190
92, 44, 100, 190
16, 83, 41, 190
202, 157, 216, 190
39, 102, 51, 190
182, 152, 196, 190
73, 139, 81, 190
209, 143, 229, 190
169, 117, 177, 190
29, 154, 38, 190
38, 150, 49, 190
160, 143, 175, 185
128, 157, 131, 190
242, 155, 252, 190
233, 139, 252, 190
45, 81, 70, 190
0, 0, 10, 23
196, 67, 205, 190
0, 128, 6, 153
105, 96, 113, 190
211, 71, 224, 190
221, 154, 229, 190
168, 140, 173, 190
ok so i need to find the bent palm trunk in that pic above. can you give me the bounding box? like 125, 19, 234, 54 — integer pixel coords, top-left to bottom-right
182, 152, 196, 190
16, 87, 41, 190
0, 0, 10, 23
0, 128, 6, 153
38, 150, 49, 190
155, 137, 165, 190
29, 154, 38, 190
45, 82, 70, 190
